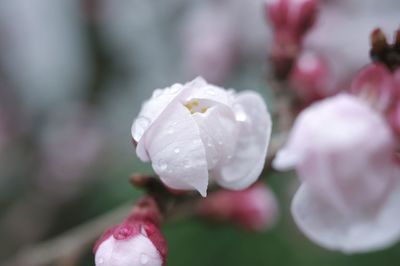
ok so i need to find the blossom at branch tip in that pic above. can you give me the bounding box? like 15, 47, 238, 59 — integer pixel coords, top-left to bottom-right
273, 94, 400, 253
197, 183, 279, 231
131, 77, 272, 196
94, 198, 167, 266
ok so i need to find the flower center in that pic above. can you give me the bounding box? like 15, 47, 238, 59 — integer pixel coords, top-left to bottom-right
184, 99, 209, 114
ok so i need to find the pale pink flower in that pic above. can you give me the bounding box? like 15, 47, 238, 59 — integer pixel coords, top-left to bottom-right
273, 94, 400, 253
131, 77, 272, 196
197, 183, 279, 231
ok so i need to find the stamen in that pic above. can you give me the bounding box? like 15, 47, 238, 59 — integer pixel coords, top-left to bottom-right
184, 100, 209, 114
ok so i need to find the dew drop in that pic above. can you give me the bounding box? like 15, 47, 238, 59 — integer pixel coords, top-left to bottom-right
174, 148, 180, 154
132, 117, 150, 140
183, 160, 191, 169
97, 257, 104, 265
207, 142, 213, 148
235, 110, 247, 122
167, 126, 174, 134
207, 88, 216, 96
169, 84, 181, 93
140, 253, 149, 265
152, 89, 163, 98
218, 141, 223, 146
158, 160, 168, 171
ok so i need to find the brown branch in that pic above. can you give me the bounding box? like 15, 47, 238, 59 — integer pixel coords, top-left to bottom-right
2, 203, 132, 266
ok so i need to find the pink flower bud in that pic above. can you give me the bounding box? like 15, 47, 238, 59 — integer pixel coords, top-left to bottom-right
266, 0, 319, 78
350, 63, 397, 112
197, 183, 278, 231
94, 197, 167, 266
290, 51, 334, 104
265, 0, 318, 41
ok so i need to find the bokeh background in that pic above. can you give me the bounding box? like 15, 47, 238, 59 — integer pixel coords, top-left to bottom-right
1, 0, 400, 265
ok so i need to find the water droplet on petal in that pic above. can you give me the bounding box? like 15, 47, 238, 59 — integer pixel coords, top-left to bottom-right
152, 89, 163, 98
235, 110, 247, 122
169, 84, 181, 93
167, 127, 174, 134
140, 253, 149, 265
207, 142, 213, 148
132, 117, 151, 140
183, 160, 191, 169
158, 160, 168, 171
174, 148, 180, 154
218, 141, 223, 145
207, 88, 216, 96
97, 257, 104, 265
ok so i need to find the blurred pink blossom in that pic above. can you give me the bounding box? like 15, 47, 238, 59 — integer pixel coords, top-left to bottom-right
289, 51, 335, 104
274, 94, 400, 253
182, 4, 238, 84
36, 104, 105, 201
197, 183, 279, 231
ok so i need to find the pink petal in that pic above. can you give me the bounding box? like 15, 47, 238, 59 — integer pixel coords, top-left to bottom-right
131, 83, 185, 143
142, 103, 209, 196
292, 182, 400, 253
95, 235, 162, 266
213, 91, 272, 190
192, 104, 238, 169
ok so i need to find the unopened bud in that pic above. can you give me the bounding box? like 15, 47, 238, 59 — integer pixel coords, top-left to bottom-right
94, 197, 167, 266
350, 63, 397, 112
289, 51, 333, 104
197, 183, 278, 231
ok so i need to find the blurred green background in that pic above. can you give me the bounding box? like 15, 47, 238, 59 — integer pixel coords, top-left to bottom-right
1, 0, 400, 265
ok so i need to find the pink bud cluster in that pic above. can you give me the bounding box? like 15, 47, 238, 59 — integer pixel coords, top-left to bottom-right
265, 0, 319, 78
93, 197, 167, 266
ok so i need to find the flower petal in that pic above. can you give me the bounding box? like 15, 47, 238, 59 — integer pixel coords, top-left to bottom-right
182, 77, 233, 107
213, 91, 272, 190
279, 94, 396, 212
142, 103, 209, 196
95, 235, 162, 266
131, 83, 185, 143
192, 104, 238, 169
292, 183, 400, 253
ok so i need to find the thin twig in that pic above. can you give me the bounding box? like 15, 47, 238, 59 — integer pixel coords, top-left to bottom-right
2, 203, 133, 266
